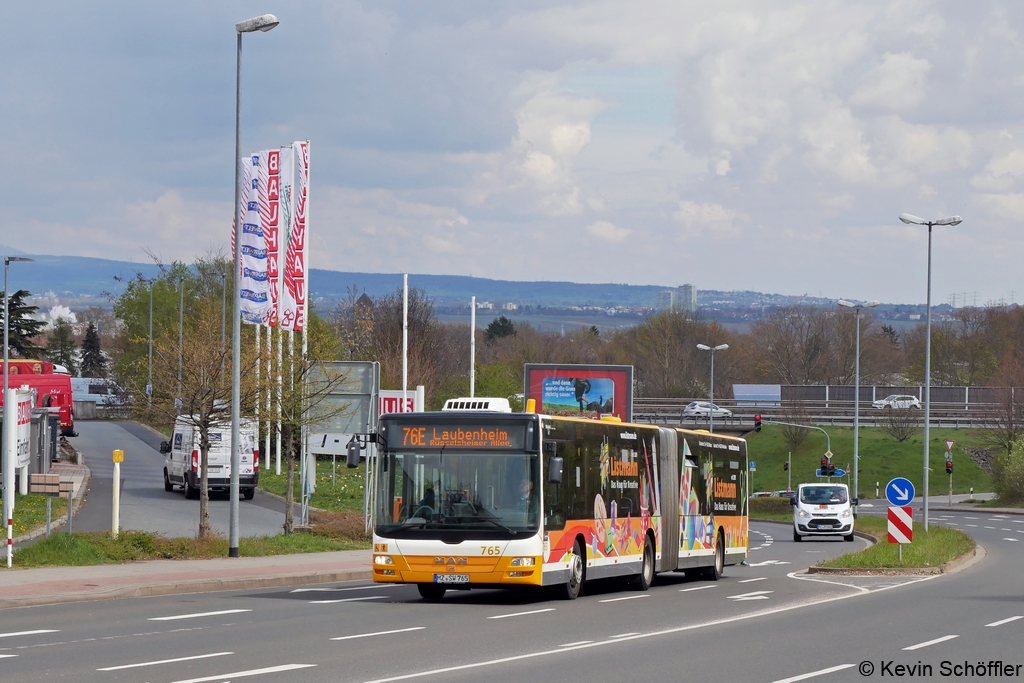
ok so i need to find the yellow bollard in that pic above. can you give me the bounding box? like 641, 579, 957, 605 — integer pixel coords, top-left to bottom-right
112, 450, 124, 539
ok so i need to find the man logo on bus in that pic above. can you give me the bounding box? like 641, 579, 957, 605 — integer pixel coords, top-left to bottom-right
434, 557, 468, 566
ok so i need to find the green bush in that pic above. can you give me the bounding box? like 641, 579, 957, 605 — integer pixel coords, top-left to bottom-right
992, 438, 1024, 504
749, 497, 792, 516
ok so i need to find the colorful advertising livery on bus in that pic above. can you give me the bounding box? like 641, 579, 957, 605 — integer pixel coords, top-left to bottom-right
370, 402, 748, 600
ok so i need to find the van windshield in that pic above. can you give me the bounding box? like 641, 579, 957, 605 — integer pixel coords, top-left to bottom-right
800, 486, 848, 505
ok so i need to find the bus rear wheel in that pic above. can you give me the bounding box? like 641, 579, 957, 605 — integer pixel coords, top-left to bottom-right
702, 532, 724, 581
631, 536, 655, 591
417, 583, 446, 601
559, 540, 584, 600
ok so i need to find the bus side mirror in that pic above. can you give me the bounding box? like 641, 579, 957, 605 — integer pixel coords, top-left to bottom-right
346, 440, 362, 469
548, 456, 563, 484
159, 441, 171, 454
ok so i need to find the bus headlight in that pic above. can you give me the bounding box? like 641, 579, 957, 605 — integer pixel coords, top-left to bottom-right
374, 555, 393, 565
510, 557, 535, 567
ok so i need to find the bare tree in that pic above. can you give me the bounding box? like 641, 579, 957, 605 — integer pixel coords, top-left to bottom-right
984, 354, 1024, 456
778, 401, 811, 452
880, 406, 917, 443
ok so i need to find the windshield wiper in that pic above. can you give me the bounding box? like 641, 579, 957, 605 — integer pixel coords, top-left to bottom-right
471, 518, 517, 534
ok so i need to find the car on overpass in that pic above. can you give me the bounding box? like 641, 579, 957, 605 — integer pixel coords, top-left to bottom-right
682, 401, 732, 418
872, 394, 921, 410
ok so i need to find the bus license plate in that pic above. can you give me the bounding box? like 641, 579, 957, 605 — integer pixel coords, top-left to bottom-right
434, 574, 470, 584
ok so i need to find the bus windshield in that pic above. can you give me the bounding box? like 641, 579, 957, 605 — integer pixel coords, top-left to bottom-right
374, 450, 539, 538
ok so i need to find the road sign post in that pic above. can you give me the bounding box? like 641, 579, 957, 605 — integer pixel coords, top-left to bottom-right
946, 439, 955, 506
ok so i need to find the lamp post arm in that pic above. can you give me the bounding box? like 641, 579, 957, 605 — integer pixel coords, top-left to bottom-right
760, 419, 831, 455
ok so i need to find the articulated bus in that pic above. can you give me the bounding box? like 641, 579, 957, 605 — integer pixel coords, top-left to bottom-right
370, 402, 748, 600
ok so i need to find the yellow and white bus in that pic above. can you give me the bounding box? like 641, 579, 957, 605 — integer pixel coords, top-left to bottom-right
369, 402, 748, 600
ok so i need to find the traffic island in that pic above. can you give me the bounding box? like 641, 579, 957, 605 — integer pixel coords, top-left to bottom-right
808, 516, 978, 575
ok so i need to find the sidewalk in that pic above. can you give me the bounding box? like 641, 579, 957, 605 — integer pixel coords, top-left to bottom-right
0, 548, 372, 610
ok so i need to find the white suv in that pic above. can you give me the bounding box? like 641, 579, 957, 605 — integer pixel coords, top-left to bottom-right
682, 401, 732, 418
872, 394, 921, 409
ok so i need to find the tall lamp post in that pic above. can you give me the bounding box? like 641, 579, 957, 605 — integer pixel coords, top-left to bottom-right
696, 343, 729, 433
837, 298, 879, 515
3, 256, 34, 568
899, 212, 963, 532
148, 279, 154, 410
230, 13, 279, 558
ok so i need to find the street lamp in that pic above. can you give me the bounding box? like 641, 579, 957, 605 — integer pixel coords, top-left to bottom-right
3, 256, 34, 569
696, 343, 729, 433
148, 279, 154, 410
230, 13, 279, 559
899, 212, 963, 532
837, 298, 879, 515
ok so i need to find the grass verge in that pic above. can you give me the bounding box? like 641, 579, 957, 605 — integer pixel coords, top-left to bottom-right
9, 510, 370, 569
258, 461, 366, 513
10, 494, 68, 537
817, 515, 975, 569
972, 498, 1024, 508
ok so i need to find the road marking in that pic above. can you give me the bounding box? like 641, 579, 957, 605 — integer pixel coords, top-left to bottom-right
360, 573, 942, 683
984, 526, 996, 529
599, 595, 649, 603
739, 577, 767, 583
150, 609, 251, 621
310, 596, 389, 604
291, 585, 397, 593
609, 632, 640, 638
986, 616, 1023, 627
728, 590, 772, 600
170, 663, 317, 683
98, 652, 233, 671
966, 524, 978, 527
771, 663, 856, 683
487, 608, 556, 620
559, 641, 593, 647
0, 630, 59, 639
0, 655, 18, 659
331, 627, 425, 641
965, 516, 980, 519
903, 634, 958, 651
1004, 538, 1019, 542
679, 585, 715, 592
991, 516, 1009, 519
748, 560, 791, 567
1004, 528, 1013, 531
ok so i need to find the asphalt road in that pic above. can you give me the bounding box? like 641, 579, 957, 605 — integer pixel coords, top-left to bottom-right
71, 420, 289, 538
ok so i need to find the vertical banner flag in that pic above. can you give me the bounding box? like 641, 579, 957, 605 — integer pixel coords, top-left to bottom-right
281, 141, 309, 331
262, 149, 282, 326
239, 153, 272, 324
16, 391, 31, 468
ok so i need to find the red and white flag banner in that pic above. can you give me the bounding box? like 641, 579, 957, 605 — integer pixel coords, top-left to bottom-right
280, 141, 308, 332
887, 505, 913, 544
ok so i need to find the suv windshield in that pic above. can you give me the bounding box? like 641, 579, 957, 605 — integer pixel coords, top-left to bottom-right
800, 486, 848, 505
374, 450, 539, 539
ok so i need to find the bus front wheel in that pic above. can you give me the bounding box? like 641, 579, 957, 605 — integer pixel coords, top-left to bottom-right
417, 583, 446, 601
631, 536, 655, 591
560, 540, 584, 600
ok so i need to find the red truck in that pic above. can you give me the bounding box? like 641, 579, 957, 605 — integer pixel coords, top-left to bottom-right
1, 360, 75, 436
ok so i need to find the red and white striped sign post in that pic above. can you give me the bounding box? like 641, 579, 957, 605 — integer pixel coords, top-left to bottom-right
888, 505, 913, 562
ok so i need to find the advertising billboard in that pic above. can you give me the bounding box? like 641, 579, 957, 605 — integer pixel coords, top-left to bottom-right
524, 364, 633, 422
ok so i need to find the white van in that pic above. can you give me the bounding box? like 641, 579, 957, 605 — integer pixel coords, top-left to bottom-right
71, 377, 121, 405
161, 416, 259, 500
791, 482, 854, 542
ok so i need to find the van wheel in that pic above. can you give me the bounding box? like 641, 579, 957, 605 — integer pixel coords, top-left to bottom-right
417, 583, 446, 601
243, 487, 255, 500
844, 532, 855, 542
559, 539, 585, 600
793, 530, 802, 543
164, 470, 173, 492
184, 474, 198, 500
703, 532, 724, 581
631, 536, 655, 591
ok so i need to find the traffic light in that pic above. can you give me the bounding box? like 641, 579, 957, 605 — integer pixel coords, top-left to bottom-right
828, 463, 836, 477
783, 461, 789, 471
821, 458, 828, 473
946, 460, 953, 474
754, 414, 762, 432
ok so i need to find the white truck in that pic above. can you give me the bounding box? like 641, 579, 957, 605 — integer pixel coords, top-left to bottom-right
791, 482, 854, 542
160, 416, 259, 500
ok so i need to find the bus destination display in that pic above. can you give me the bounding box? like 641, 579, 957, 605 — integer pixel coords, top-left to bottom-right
384, 422, 527, 449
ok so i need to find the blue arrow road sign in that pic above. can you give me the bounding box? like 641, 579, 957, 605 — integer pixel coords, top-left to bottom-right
885, 477, 915, 506
816, 469, 847, 477
749, 461, 756, 470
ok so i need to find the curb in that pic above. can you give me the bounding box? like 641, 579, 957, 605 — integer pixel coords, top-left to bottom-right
808, 539, 984, 576
0, 568, 373, 610
931, 506, 1024, 516
13, 465, 92, 545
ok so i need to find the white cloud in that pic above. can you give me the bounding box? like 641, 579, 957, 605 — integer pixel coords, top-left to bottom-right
585, 220, 631, 242
851, 52, 932, 111
672, 201, 745, 238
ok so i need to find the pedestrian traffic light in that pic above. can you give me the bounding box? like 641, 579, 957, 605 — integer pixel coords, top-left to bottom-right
783, 461, 789, 471
946, 461, 953, 474
754, 414, 762, 432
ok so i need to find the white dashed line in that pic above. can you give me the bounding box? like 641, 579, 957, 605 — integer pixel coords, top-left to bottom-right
772, 664, 856, 683
0, 630, 59, 639
331, 627, 425, 641
739, 577, 767, 583
609, 632, 640, 638
169, 663, 317, 683
559, 641, 593, 647
98, 652, 233, 671
487, 608, 556, 620
599, 595, 649, 603
679, 585, 716, 592
149, 610, 251, 622
986, 616, 1023, 627
903, 634, 958, 651
1003, 538, 1019, 542
310, 596, 389, 604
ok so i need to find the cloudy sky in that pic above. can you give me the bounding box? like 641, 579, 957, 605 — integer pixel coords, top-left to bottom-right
1, 1, 1021, 305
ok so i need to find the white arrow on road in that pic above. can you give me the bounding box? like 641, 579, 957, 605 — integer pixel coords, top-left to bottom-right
728, 591, 773, 601
891, 485, 910, 501
747, 560, 791, 567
